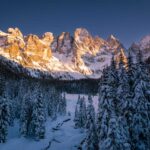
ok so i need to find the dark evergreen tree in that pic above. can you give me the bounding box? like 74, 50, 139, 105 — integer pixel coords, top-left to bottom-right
20, 93, 33, 137
100, 115, 131, 150
97, 54, 131, 149
125, 51, 138, 148
8, 98, 15, 126
131, 78, 150, 149
74, 95, 81, 128
86, 94, 95, 129
0, 95, 10, 143
0, 67, 6, 96
31, 94, 46, 140
97, 56, 118, 140
74, 96, 87, 128
47, 87, 61, 120
47, 87, 56, 118
78, 96, 87, 128
58, 93, 67, 116
127, 51, 136, 91
117, 50, 130, 115
86, 121, 99, 150
3, 88, 15, 126
15, 78, 28, 119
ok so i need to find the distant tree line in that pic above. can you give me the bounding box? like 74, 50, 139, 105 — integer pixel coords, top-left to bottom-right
0, 72, 67, 142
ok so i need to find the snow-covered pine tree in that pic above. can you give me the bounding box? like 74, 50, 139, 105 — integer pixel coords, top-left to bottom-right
15, 77, 28, 119
125, 50, 150, 149
0, 67, 6, 96
127, 51, 136, 91
115, 52, 132, 147
74, 95, 81, 128
117, 50, 130, 115
86, 94, 95, 129
131, 76, 150, 149
8, 97, 14, 126
0, 95, 10, 143
31, 94, 46, 140
97, 56, 118, 140
58, 93, 67, 116
2, 88, 15, 127
97, 86, 115, 148
135, 50, 150, 97
47, 87, 56, 118
54, 89, 62, 119
107, 55, 118, 108
47, 87, 61, 120
74, 96, 87, 128
124, 51, 137, 144
97, 67, 110, 139
87, 94, 92, 104
97, 55, 131, 149
62, 93, 67, 115
78, 96, 87, 128
86, 120, 99, 150
100, 115, 131, 150
20, 93, 33, 137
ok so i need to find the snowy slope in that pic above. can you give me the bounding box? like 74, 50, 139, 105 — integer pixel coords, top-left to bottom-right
0, 49, 112, 80
0, 94, 98, 150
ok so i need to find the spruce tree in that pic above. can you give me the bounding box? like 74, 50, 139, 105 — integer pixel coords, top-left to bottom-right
97, 83, 115, 147
8, 98, 15, 126
74, 96, 87, 128
0, 95, 10, 143
86, 94, 95, 129
125, 51, 137, 147
32, 94, 46, 140
47, 87, 60, 120
74, 95, 81, 128
20, 94, 33, 137
86, 121, 99, 150
0, 68, 6, 96
58, 93, 67, 115
47, 88, 55, 118
97, 56, 118, 140
62, 93, 67, 115
78, 96, 87, 128
117, 50, 130, 115
127, 51, 136, 91
131, 78, 150, 149
100, 115, 131, 150
97, 54, 131, 149
15, 78, 28, 119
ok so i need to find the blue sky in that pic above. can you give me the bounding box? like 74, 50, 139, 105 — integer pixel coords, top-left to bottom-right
1, 0, 150, 47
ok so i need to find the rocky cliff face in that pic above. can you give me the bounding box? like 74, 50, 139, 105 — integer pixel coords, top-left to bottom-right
23, 33, 53, 66
0, 28, 54, 67
0, 27, 126, 80
107, 35, 125, 53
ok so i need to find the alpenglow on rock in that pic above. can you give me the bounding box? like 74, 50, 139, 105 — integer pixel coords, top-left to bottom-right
0, 27, 126, 80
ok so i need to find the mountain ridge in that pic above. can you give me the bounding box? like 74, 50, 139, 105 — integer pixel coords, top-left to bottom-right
2, 27, 148, 80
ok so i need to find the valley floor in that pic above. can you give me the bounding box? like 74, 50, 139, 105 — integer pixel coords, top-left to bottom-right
0, 94, 98, 150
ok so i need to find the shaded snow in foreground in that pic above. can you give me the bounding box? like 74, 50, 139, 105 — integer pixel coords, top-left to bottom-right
0, 94, 98, 150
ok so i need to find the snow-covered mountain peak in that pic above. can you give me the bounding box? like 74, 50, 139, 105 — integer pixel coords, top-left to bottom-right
0, 27, 126, 80
130, 35, 150, 62
139, 35, 150, 49
106, 34, 125, 52
108, 34, 117, 40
